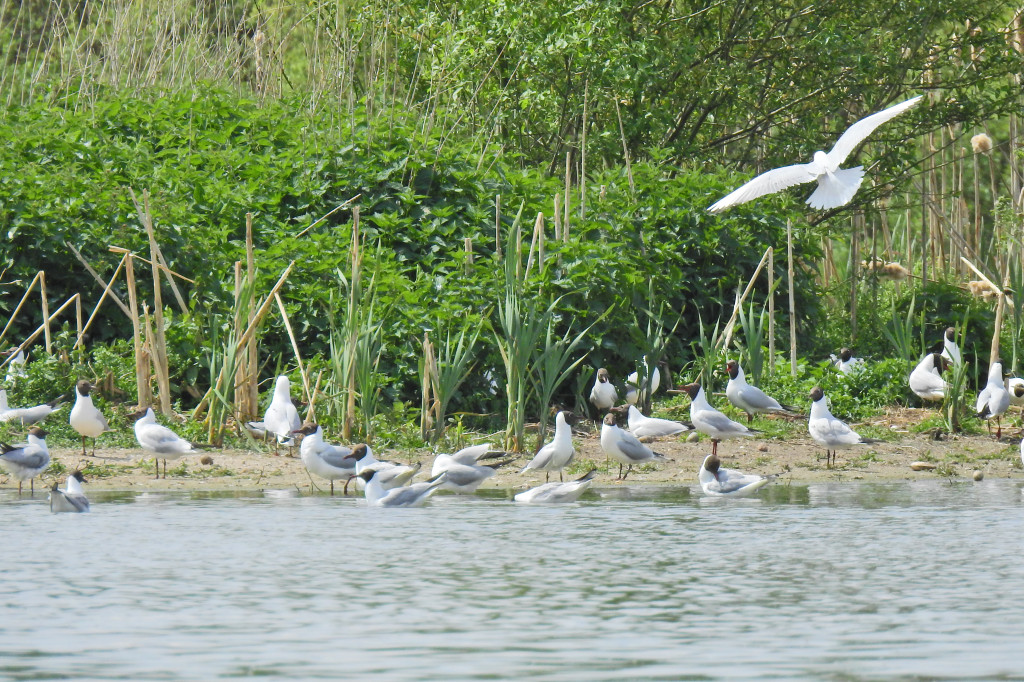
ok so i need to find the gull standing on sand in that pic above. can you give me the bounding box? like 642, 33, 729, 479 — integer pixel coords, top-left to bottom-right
683, 382, 757, 455
515, 469, 598, 504
909, 352, 948, 403
600, 413, 668, 480
132, 408, 201, 479
0, 427, 50, 494
698, 454, 771, 498
807, 387, 879, 468
50, 470, 90, 513
293, 422, 354, 495
263, 375, 301, 454
626, 404, 689, 439
589, 368, 618, 411
709, 95, 922, 213
69, 380, 111, 456
976, 361, 1011, 439
521, 411, 575, 482
358, 469, 447, 508
725, 360, 799, 423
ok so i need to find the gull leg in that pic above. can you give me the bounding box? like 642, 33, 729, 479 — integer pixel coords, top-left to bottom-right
343, 475, 354, 495
711, 439, 719, 456
559, 471, 564, 482
622, 465, 632, 481
545, 472, 550, 483
330, 480, 334, 496
81, 436, 87, 456
617, 463, 624, 480
997, 418, 1002, 440
154, 457, 160, 479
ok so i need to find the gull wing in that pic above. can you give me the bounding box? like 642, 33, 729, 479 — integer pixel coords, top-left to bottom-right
826, 96, 922, 166
616, 432, 655, 462
709, 163, 819, 213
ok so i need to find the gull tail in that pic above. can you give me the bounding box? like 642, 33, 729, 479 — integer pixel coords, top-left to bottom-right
574, 469, 599, 483
860, 437, 885, 445
486, 458, 517, 471
977, 405, 992, 419
807, 166, 864, 210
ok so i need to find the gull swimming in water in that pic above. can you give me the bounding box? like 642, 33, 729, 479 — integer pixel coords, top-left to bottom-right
976, 361, 1011, 439
626, 404, 689, 439
600, 413, 668, 480
0, 427, 50, 494
698, 454, 771, 498
131, 408, 203, 478
358, 469, 447, 508
263, 375, 301, 454
431, 453, 515, 494
293, 422, 354, 495
725, 360, 799, 423
50, 470, 90, 513
69, 380, 112, 456
807, 387, 880, 467
521, 411, 575, 482
346, 444, 421, 493
709, 95, 922, 213
909, 352, 948, 403
589, 368, 618, 412
515, 469, 598, 504
682, 382, 757, 455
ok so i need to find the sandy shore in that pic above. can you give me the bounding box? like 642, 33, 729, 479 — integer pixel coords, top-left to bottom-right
12, 407, 1021, 494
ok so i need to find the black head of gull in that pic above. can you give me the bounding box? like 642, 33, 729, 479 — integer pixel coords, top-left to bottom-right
809, 386, 825, 403
602, 413, 617, 427
682, 383, 702, 400
839, 348, 853, 362
76, 380, 93, 397
726, 360, 739, 380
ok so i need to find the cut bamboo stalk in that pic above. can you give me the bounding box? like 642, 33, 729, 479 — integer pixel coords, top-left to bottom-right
140, 192, 172, 415
788, 220, 797, 378
961, 257, 1014, 307
990, 273, 1009, 367
39, 271, 51, 354
74, 293, 82, 359
75, 253, 128, 349
0, 271, 41, 348
233, 262, 295, 357
274, 292, 313, 421
721, 246, 773, 349
524, 212, 544, 278
581, 79, 588, 221
553, 193, 562, 241
464, 237, 473, 276
768, 246, 775, 372
233, 260, 247, 418
420, 332, 434, 441
850, 215, 859, 344
245, 213, 258, 422
65, 241, 132, 317
344, 208, 360, 441
127, 188, 190, 315
613, 97, 634, 195
125, 255, 152, 409
0, 295, 80, 372
307, 369, 324, 423
564, 150, 572, 239
107, 247, 196, 284
495, 194, 502, 259
142, 305, 158, 412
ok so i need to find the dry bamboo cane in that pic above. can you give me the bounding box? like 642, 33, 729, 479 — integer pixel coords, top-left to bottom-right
233, 260, 247, 420
245, 213, 258, 421
0, 295, 80, 372
420, 332, 434, 441
495, 195, 502, 259
768, 247, 775, 372
990, 274, 1010, 367
274, 292, 313, 421
580, 79, 588, 221
75, 254, 128, 349
344, 209, 360, 441
65, 241, 131, 317
0, 271, 41, 348
720, 246, 773, 349
39, 271, 51, 354
564, 151, 572, 238
125, 255, 152, 409
788, 220, 797, 378
524, 212, 544, 278
464, 238, 473, 277
140, 192, 172, 415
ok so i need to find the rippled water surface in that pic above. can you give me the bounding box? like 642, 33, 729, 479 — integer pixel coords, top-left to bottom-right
3, 480, 1024, 680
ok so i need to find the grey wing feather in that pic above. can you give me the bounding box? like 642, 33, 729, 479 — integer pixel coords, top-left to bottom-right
700, 410, 747, 433
739, 385, 783, 411
709, 163, 819, 213
1, 448, 48, 469
617, 434, 654, 462
320, 447, 354, 469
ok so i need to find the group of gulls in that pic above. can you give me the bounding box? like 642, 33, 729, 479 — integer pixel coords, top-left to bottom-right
5, 92, 1021, 509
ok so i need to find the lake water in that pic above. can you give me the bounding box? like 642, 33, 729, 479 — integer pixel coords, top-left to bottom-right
2, 480, 1023, 680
